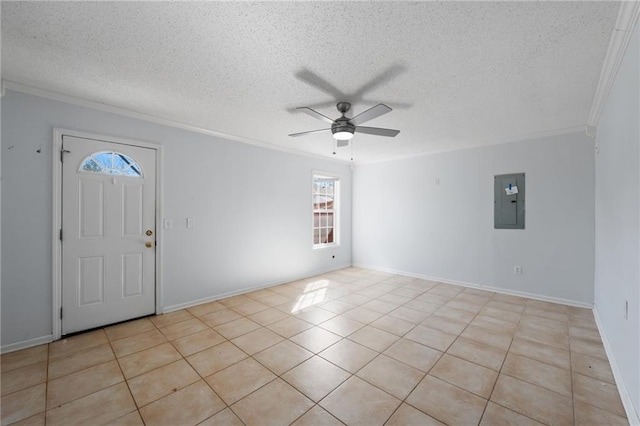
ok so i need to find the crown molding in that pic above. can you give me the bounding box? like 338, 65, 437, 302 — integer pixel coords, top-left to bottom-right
1, 80, 351, 165
587, 1, 640, 130
354, 125, 587, 166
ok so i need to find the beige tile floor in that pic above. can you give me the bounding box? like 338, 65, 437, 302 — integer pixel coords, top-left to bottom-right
0, 268, 629, 426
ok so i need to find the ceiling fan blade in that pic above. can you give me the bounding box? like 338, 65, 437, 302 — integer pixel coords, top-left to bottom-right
288, 128, 331, 137
350, 104, 392, 126
355, 126, 400, 137
297, 107, 335, 124
297, 100, 340, 111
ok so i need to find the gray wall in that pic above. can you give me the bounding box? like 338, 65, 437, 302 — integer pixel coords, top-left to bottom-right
1, 90, 352, 348
353, 132, 595, 304
594, 22, 640, 417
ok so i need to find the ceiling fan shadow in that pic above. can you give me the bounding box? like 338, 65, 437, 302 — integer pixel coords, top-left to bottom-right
294, 69, 346, 100
351, 64, 408, 101
291, 64, 411, 113
301, 99, 413, 112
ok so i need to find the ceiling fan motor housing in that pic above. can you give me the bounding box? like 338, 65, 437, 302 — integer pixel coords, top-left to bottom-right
331, 117, 356, 136
336, 101, 351, 114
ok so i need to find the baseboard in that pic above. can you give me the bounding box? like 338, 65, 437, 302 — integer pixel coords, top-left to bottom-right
0, 265, 352, 351
352, 263, 593, 309
161, 263, 352, 314
593, 307, 640, 425
1, 334, 53, 354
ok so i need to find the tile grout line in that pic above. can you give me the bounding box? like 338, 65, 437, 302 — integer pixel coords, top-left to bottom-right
475, 296, 522, 426
397, 291, 494, 425
107, 334, 141, 423
313, 285, 478, 424
259, 273, 416, 423
139, 318, 234, 423
484, 301, 587, 425
44, 332, 138, 424
5, 269, 620, 425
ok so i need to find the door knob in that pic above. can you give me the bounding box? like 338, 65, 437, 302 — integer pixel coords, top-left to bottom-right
146, 230, 153, 236
145, 241, 153, 248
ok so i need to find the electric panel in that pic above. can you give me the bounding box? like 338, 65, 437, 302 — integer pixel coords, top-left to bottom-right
494, 173, 525, 229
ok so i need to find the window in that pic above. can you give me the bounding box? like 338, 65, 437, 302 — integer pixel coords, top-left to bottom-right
79, 151, 143, 177
313, 174, 338, 247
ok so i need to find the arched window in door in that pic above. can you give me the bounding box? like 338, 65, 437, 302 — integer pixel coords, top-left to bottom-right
79, 151, 143, 177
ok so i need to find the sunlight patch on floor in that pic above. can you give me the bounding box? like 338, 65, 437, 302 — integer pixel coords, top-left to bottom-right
291, 280, 329, 313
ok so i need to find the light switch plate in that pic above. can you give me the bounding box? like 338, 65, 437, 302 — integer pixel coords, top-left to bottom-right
163, 219, 173, 229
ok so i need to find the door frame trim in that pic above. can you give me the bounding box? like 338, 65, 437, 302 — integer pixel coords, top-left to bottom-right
52, 128, 164, 340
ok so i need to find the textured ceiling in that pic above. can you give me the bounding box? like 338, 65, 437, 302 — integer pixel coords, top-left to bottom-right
1, 1, 619, 162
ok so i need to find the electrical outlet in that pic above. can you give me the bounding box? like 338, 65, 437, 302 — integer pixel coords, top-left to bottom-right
186, 217, 194, 229
513, 265, 522, 275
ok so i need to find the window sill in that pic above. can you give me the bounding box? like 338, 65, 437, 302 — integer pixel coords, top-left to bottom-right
313, 243, 339, 250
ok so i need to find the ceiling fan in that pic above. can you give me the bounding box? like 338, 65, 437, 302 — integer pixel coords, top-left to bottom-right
289, 102, 400, 145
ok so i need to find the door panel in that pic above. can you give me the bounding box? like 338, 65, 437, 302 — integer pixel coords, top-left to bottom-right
79, 179, 105, 238
62, 135, 156, 334
122, 184, 144, 236
78, 256, 104, 305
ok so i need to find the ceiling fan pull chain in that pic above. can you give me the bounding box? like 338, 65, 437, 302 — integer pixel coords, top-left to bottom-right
351, 140, 354, 161
333, 138, 337, 155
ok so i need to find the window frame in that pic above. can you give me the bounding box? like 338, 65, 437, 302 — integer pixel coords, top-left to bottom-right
78, 150, 144, 177
312, 171, 339, 249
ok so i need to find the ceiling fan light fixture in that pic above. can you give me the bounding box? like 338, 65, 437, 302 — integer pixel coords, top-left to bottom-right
332, 130, 354, 140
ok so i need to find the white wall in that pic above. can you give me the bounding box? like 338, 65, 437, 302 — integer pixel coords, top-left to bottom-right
0, 90, 352, 348
353, 132, 595, 304
594, 21, 640, 417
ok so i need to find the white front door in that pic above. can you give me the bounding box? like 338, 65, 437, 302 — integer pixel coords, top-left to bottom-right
61, 135, 156, 334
